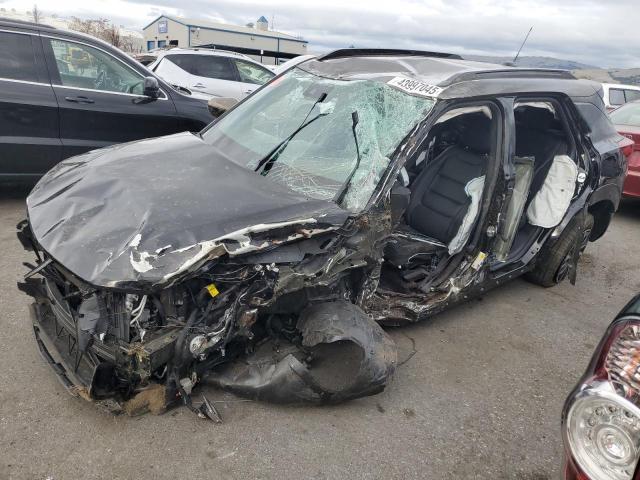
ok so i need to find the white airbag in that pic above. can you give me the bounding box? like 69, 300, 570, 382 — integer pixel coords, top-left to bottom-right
448, 175, 485, 255
526, 155, 578, 228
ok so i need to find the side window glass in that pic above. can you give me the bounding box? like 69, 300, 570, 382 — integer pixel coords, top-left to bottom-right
0, 32, 39, 82
49, 39, 144, 94
624, 90, 640, 103
609, 89, 625, 106
166, 55, 236, 81
233, 60, 274, 85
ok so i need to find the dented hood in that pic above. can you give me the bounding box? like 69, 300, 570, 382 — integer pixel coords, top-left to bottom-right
27, 132, 348, 289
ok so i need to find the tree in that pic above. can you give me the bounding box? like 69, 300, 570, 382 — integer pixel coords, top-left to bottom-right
30, 4, 42, 23
68, 17, 122, 49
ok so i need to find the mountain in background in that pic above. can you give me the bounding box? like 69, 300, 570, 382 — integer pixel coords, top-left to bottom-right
463, 55, 640, 86
572, 68, 640, 86
463, 54, 598, 70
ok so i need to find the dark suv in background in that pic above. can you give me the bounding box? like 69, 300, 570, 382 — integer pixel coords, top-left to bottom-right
0, 18, 213, 182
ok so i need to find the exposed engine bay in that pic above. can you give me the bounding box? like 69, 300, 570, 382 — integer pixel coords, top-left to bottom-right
17, 193, 402, 420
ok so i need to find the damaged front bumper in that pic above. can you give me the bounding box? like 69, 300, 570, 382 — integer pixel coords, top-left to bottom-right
17, 220, 397, 419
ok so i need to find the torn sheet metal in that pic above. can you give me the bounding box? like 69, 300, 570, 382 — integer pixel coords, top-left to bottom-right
26, 132, 348, 289
205, 301, 397, 403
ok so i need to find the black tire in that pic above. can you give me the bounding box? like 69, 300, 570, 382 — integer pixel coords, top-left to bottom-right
525, 213, 594, 288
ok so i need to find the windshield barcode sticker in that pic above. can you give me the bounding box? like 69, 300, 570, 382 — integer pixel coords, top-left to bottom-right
387, 77, 443, 98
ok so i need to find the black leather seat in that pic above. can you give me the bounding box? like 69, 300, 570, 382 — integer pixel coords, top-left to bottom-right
386, 116, 491, 267
515, 107, 569, 199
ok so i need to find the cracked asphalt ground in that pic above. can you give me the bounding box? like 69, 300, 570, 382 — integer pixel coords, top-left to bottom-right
1, 185, 639, 480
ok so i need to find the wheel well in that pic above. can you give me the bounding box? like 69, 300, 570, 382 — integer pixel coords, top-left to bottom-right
588, 200, 615, 241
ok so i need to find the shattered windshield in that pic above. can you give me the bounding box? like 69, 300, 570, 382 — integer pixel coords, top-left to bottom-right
202, 68, 435, 211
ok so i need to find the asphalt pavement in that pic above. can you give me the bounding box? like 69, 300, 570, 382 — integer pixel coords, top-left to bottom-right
1, 185, 639, 480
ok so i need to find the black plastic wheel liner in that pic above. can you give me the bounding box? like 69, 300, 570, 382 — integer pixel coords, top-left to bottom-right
203, 301, 397, 404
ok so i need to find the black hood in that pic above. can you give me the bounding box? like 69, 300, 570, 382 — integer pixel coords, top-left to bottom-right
27, 132, 348, 289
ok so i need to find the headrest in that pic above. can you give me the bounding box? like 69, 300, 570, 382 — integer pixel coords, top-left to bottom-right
515, 106, 558, 131
459, 116, 492, 154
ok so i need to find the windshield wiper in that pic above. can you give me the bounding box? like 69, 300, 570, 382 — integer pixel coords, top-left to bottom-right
334, 111, 361, 205
254, 93, 328, 175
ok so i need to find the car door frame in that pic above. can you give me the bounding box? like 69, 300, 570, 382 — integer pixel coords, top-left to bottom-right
365, 98, 507, 305
489, 94, 593, 282
0, 26, 61, 180
39, 32, 180, 158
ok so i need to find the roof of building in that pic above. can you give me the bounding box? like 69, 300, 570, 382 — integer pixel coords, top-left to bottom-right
257, 16, 268, 23
144, 15, 306, 43
301, 49, 603, 99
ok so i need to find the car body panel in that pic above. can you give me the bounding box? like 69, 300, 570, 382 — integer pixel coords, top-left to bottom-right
148, 49, 275, 101
0, 19, 214, 180
614, 124, 640, 198
26, 132, 348, 289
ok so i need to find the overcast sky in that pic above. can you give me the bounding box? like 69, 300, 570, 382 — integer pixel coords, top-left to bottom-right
3, 0, 639, 68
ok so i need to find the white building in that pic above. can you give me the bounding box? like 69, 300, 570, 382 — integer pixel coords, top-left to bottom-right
143, 15, 308, 65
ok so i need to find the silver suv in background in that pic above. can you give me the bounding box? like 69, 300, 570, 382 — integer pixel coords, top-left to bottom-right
148, 48, 275, 100
602, 82, 640, 112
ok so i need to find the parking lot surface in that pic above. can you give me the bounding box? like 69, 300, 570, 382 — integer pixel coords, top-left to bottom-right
1, 186, 639, 480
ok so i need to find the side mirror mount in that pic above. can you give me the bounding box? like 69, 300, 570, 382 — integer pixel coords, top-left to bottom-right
390, 184, 411, 224
143, 76, 160, 99
208, 97, 238, 117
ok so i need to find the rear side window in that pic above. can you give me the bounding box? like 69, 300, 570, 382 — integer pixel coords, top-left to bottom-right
609, 89, 625, 106
625, 89, 640, 103
165, 54, 236, 81
575, 102, 619, 143
0, 32, 39, 82
233, 59, 274, 85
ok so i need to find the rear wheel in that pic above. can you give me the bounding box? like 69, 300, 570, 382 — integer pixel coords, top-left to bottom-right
525, 213, 594, 287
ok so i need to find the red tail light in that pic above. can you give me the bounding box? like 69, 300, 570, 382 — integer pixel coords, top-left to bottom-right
563, 296, 640, 480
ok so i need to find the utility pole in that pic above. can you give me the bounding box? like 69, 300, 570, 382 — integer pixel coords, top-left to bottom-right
513, 26, 533, 65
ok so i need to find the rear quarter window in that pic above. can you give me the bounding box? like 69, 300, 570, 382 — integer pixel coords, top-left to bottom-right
0, 31, 39, 82
575, 102, 619, 143
165, 54, 237, 81
609, 88, 625, 106
624, 89, 640, 103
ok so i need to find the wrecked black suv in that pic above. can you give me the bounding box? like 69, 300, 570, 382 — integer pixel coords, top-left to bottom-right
17, 49, 627, 418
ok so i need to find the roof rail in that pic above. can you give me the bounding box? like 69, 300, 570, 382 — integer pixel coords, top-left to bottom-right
442, 68, 576, 86
0, 17, 54, 29
318, 48, 463, 61
184, 46, 252, 60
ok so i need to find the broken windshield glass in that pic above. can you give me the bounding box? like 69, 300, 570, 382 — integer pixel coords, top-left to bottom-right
202, 68, 435, 211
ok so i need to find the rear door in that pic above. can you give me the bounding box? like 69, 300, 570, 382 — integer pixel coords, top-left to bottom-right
154, 54, 243, 99
41, 34, 179, 158
230, 58, 275, 98
0, 29, 61, 178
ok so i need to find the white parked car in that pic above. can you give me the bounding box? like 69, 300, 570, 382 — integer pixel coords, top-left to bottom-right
273, 54, 316, 75
601, 82, 640, 112
148, 48, 275, 100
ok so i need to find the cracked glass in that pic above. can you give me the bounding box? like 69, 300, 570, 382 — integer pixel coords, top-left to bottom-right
202, 68, 435, 211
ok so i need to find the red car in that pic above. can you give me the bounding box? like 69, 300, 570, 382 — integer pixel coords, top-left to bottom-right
562, 294, 640, 479
610, 101, 640, 198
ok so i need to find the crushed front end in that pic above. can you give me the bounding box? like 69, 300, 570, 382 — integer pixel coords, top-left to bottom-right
17, 213, 397, 418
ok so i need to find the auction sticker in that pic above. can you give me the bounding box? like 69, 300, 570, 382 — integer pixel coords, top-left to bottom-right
387, 77, 443, 98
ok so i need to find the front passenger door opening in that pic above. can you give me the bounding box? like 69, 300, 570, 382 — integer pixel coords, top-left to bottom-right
380, 104, 500, 295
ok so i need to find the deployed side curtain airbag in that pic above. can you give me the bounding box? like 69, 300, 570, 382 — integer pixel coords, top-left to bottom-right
448, 175, 485, 255
526, 155, 578, 228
